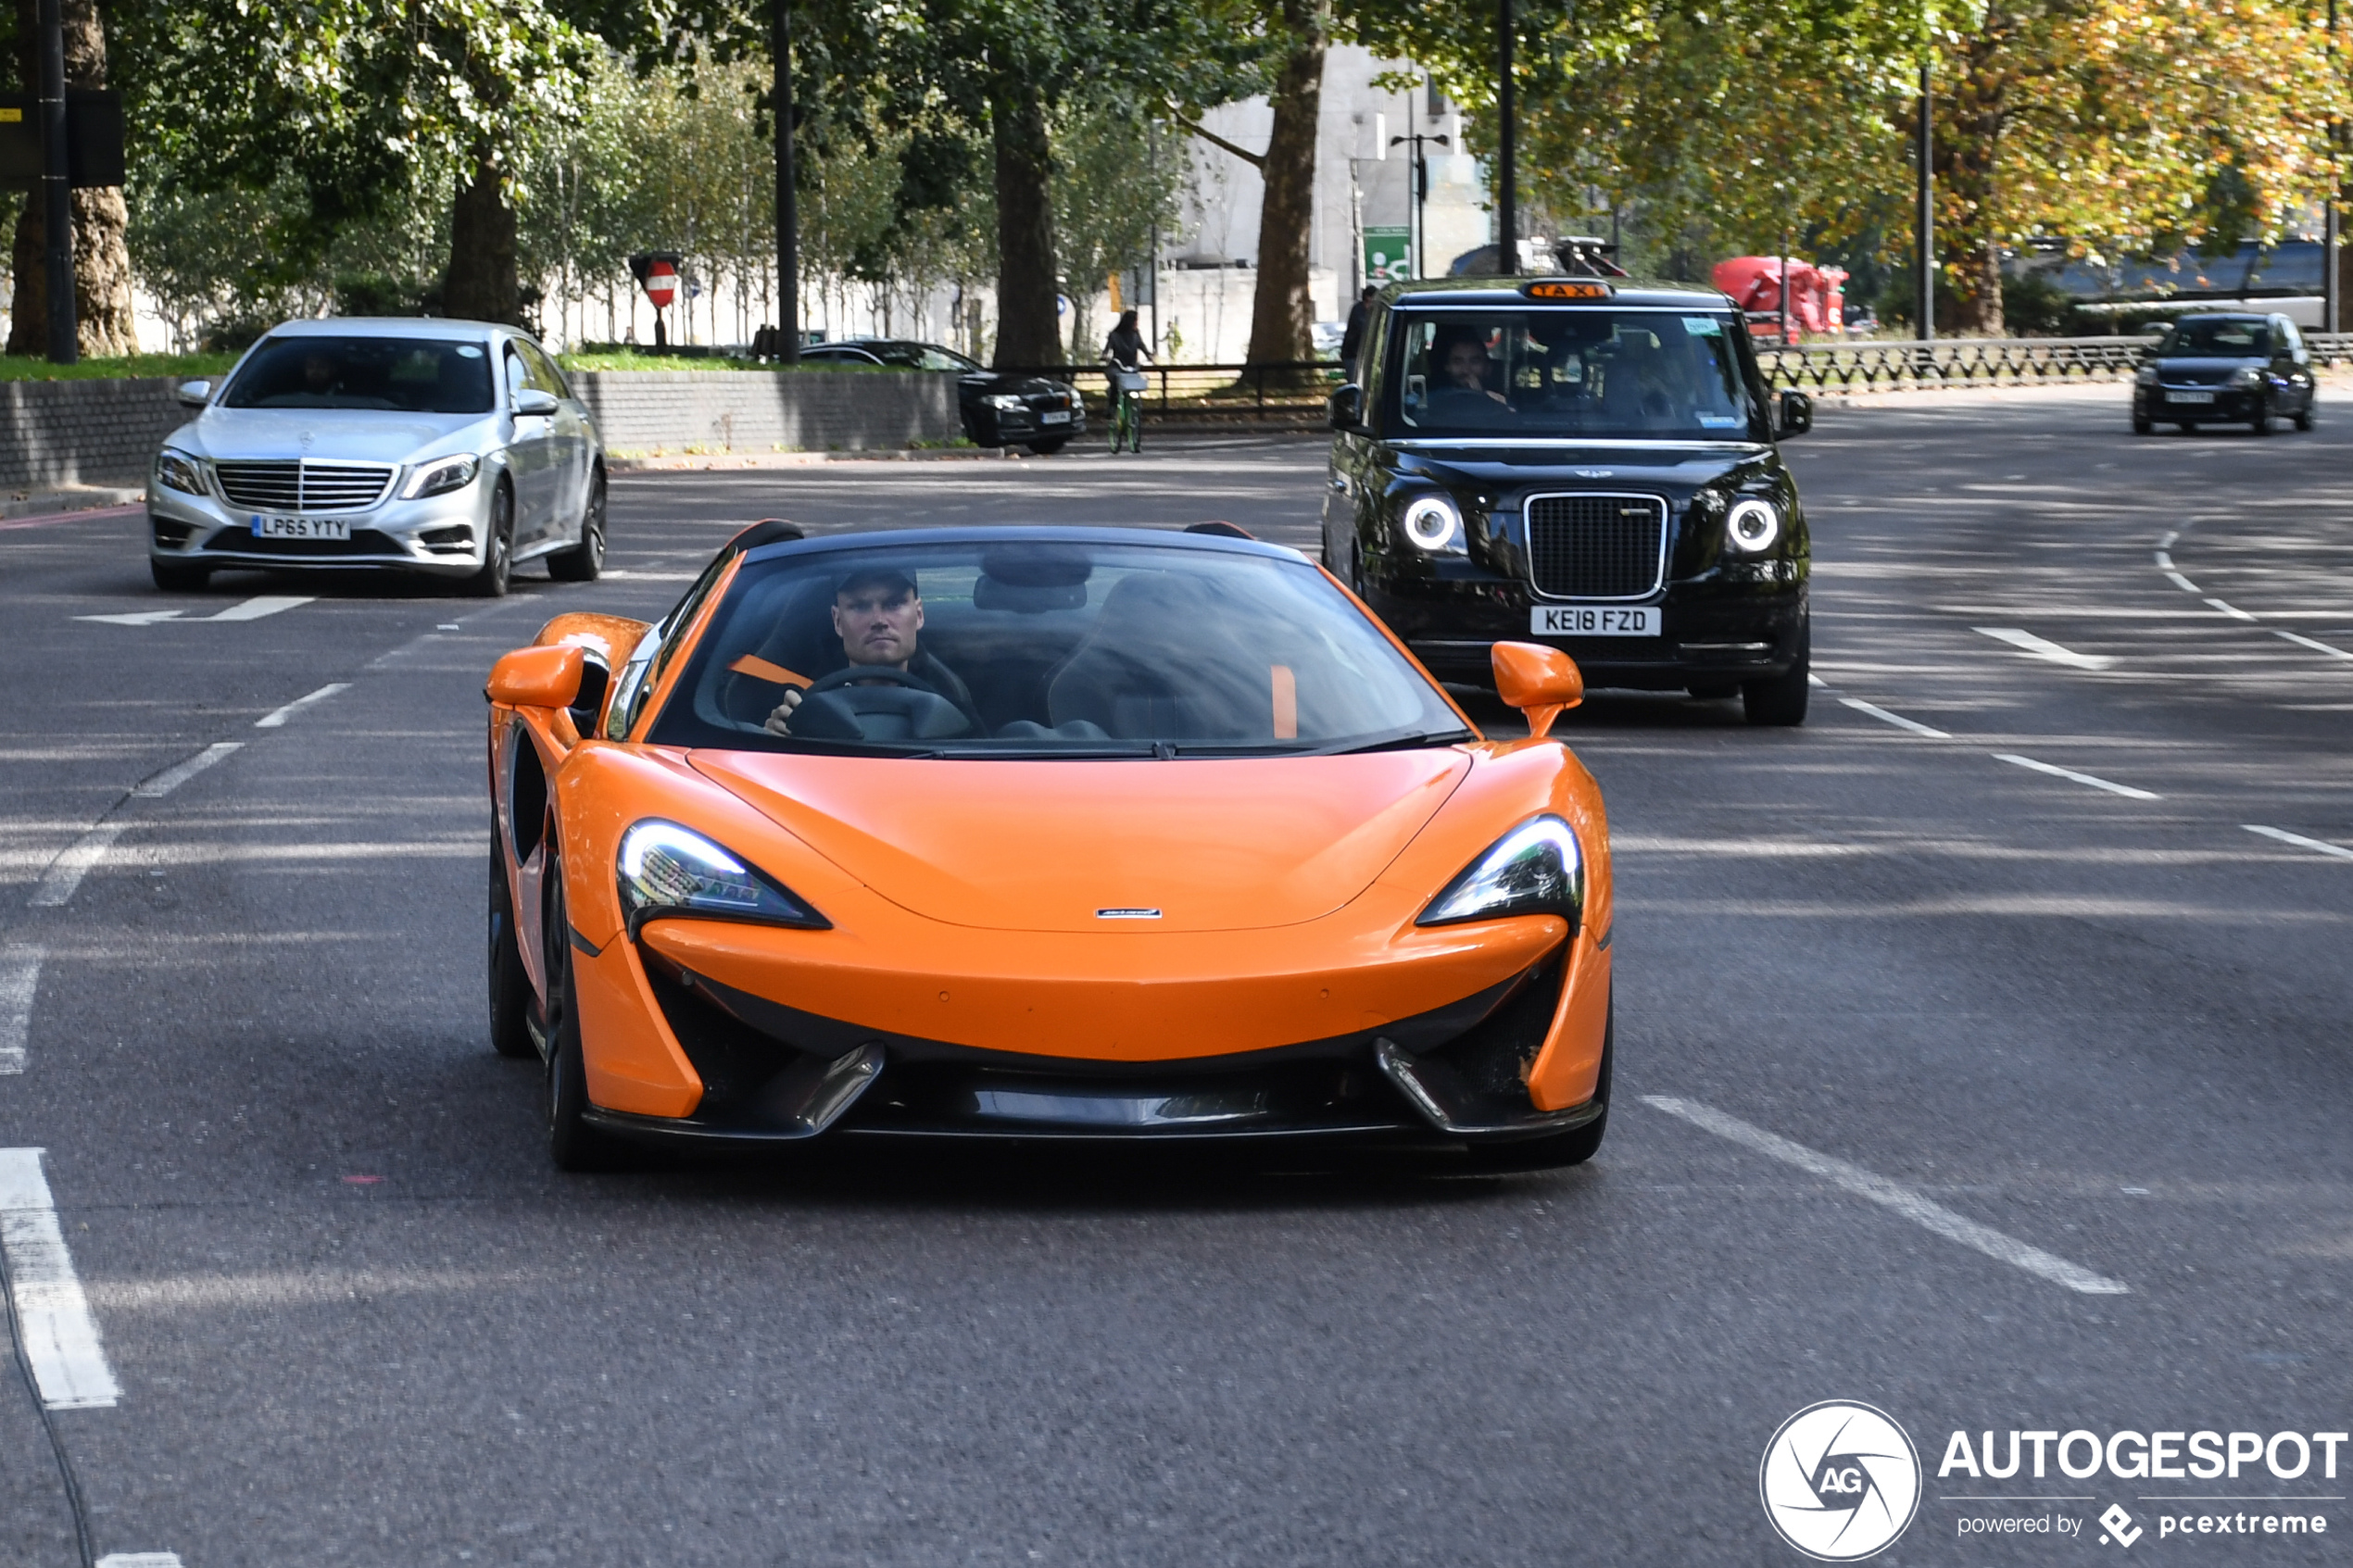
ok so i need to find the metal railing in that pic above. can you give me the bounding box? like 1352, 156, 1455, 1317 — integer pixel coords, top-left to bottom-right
1757, 332, 2353, 391
1002, 361, 1340, 421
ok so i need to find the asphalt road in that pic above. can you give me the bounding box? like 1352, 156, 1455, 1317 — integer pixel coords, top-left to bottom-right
3, 402, 2351, 1566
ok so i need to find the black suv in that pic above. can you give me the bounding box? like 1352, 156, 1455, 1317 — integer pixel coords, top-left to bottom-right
1323, 278, 1814, 724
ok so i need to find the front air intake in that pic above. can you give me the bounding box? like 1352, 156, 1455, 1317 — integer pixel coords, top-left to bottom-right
1525, 492, 1667, 600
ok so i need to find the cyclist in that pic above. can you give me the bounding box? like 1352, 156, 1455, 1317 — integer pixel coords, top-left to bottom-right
1102, 308, 1152, 453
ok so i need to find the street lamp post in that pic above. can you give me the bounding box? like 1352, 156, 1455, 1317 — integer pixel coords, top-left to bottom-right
1497, 0, 1516, 277
1390, 131, 1450, 279
1916, 59, 1934, 344
36, 0, 72, 365
773, 0, 799, 364
2328, 0, 2341, 334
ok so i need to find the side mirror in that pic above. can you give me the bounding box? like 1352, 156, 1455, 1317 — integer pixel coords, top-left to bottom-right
1491, 641, 1583, 739
1327, 383, 1363, 431
514, 388, 560, 417
1776, 387, 1813, 439
175, 379, 211, 408
487, 644, 585, 710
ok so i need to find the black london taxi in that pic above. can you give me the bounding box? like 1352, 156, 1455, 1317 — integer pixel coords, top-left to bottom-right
1322, 277, 1814, 724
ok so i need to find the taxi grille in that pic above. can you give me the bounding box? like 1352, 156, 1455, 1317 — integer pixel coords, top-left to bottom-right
215, 459, 395, 512
1526, 492, 1667, 599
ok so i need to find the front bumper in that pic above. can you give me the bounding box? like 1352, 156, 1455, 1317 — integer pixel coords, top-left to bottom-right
146, 477, 497, 577
969, 402, 1087, 446
2137, 386, 2268, 422
569, 897, 1611, 1148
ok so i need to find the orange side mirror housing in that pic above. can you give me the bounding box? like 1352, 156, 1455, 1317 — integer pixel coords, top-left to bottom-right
487, 644, 586, 710
1491, 641, 1583, 739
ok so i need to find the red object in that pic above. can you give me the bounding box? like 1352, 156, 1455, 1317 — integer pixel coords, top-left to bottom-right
642, 260, 677, 310
1713, 257, 1849, 342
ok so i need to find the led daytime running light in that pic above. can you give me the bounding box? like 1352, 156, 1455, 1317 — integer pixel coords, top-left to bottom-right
1417, 816, 1584, 929
616, 820, 829, 934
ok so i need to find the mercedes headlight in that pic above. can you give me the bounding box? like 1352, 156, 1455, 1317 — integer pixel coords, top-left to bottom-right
616, 821, 830, 936
2228, 366, 2264, 390
2133, 366, 2158, 387
401, 454, 480, 499
1726, 498, 1781, 554
1400, 493, 1462, 552
1417, 816, 1584, 929
155, 448, 209, 496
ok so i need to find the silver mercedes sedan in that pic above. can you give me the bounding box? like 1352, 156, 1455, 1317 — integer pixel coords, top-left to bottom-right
145, 318, 606, 596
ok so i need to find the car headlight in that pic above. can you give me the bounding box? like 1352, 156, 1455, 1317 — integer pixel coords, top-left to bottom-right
1400, 493, 1462, 552
2133, 366, 2158, 387
1417, 815, 1584, 929
401, 454, 480, 499
155, 448, 209, 496
1726, 498, 1781, 554
2228, 366, 2264, 389
984, 395, 1026, 411
616, 821, 830, 935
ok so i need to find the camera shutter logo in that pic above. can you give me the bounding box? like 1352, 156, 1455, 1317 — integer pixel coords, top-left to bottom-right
1759, 1401, 1922, 1560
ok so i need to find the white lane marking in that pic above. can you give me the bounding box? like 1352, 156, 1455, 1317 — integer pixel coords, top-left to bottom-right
2153, 549, 2173, 570
1806, 672, 1828, 688
28, 825, 125, 908
435, 622, 461, 631
1838, 697, 1950, 739
132, 742, 241, 797
0, 1149, 123, 1408
201, 595, 313, 622
2204, 597, 2259, 622
0, 945, 36, 1073
97, 1555, 184, 1567
74, 595, 313, 628
2271, 629, 2353, 662
254, 682, 350, 729
1973, 627, 2116, 671
1994, 752, 2161, 800
2165, 571, 2201, 594
1641, 1096, 2131, 1296
2244, 824, 2353, 861
2158, 530, 2179, 549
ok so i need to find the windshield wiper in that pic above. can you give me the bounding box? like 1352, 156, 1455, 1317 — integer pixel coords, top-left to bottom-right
1306, 727, 1477, 756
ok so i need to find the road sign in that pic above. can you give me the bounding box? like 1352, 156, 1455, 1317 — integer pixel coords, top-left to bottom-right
643, 260, 676, 309
0, 92, 123, 188
1364, 227, 1412, 284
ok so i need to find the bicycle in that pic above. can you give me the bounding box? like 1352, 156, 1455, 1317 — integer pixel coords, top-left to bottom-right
1107, 366, 1147, 454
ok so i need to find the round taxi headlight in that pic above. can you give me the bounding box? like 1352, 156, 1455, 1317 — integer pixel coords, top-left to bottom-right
1401, 494, 1461, 552
1726, 498, 1781, 554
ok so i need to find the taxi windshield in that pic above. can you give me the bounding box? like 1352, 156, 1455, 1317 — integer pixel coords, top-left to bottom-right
1386, 308, 1758, 439
646, 538, 1469, 758
2161, 318, 2270, 357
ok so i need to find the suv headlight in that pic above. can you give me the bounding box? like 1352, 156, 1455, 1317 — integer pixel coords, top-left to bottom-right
155, 448, 209, 496
1400, 493, 1462, 552
401, 454, 480, 499
1726, 498, 1781, 554
2228, 366, 2265, 389
1417, 815, 1584, 930
2133, 366, 2158, 387
616, 821, 831, 936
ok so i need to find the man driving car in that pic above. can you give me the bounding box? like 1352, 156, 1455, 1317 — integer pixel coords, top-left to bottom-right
765, 567, 979, 734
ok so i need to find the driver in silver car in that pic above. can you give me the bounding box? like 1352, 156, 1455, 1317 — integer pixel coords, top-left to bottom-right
765, 567, 980, 734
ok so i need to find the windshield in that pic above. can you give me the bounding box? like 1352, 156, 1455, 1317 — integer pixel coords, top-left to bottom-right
1385, 309, 1758, 439
846, 342, 979, 371
223, 335, 496, 413
2162, 318, 2271, 357
645, 538, 1469, 758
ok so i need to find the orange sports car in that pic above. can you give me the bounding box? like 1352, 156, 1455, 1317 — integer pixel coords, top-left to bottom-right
484, 521, 1613, 1170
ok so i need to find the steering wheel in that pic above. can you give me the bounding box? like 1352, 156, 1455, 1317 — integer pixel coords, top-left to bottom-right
803, 665, 940, 697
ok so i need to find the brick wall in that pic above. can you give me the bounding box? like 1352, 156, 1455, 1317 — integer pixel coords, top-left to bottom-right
0, 369, 963, 491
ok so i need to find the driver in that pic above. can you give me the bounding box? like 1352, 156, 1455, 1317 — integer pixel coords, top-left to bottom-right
1432, 328, 1507, 406
764, 567, 980, 734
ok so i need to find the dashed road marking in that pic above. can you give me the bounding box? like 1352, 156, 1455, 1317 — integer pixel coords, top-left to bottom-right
77, 595, 312, 627
2164, 571, 2201, 594
1641, 1096, 2131, 1296
1994, 752, 2160, 800
2204, 597, 2258, 622
2271, 629, 2353, 662
1838, 697, 1950, 739
132, 742, 241, 797
2244, 824, 2353, 861
97, 1555, 184, 1567
28, 825, 125, 909
0, 1149, 121, 1409
255, 682, 350, 729
1973, 627, 2115, 671
0, 945, 36, 1073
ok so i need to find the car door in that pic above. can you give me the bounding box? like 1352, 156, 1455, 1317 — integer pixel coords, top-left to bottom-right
501, 342, 560, 545
522, 339, 590, 535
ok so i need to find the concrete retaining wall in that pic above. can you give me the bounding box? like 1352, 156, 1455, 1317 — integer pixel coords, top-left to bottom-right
0, 368, 963, 492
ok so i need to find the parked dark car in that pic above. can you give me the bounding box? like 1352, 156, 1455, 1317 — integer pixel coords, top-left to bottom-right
796, 338, 1087, 453
1322, 278, 1813, 725
2133, 312, 2316, 434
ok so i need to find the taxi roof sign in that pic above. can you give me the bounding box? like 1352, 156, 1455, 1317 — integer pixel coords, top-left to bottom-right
1523, 279, 1613, 300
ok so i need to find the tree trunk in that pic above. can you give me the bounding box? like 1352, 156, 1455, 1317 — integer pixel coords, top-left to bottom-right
440, 152, 521, 325
991, 77, 1060, 368
7, 0, 135, 357
1244, 0, 1326, 377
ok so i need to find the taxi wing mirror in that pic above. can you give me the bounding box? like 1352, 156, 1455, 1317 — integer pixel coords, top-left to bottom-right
175, 379, 211, 408
487, 644, 585, 710
1491, 641, 1583, 739
1776, 388, 1813, 439
1327, 383, 1363, 431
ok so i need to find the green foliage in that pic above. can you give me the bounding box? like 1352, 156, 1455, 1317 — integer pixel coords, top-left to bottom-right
0, 351, 237, 383
1052, 104, 1184, 357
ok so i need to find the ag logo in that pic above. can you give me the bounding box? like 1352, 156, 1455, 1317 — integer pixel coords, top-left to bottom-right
1760, 1400, 1922, 1561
